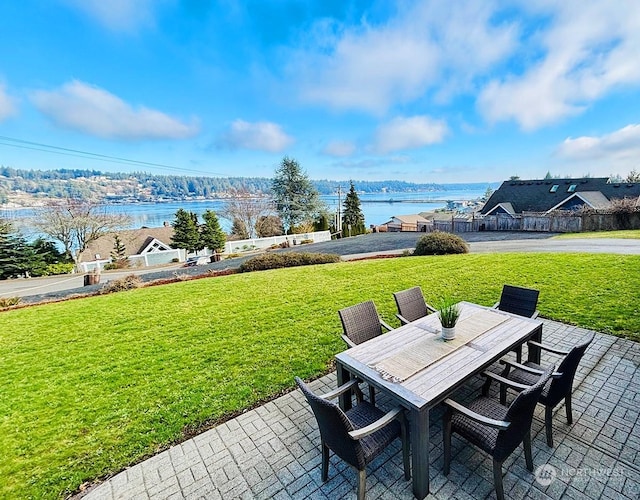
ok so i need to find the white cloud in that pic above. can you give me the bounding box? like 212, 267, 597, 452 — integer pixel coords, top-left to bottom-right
323, 140, 356, 157
219, 120, 294, 152
0, 83, 17, 121
63, 0, 158, 31
372, 115, 448, 153
478, 1, 640, 130
30, 80, 199, 140
557, 124, 640, 167
291, 2, 517, 114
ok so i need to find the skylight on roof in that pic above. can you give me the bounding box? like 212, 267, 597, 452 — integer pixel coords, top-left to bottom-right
568, 184, 577, 192
550, 185, 559, 193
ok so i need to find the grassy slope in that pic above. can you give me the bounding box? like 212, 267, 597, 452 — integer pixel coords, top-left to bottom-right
553, 229, 640, 239
1, 252, 639, 498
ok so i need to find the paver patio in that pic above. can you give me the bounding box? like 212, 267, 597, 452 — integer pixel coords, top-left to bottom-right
80, 319, 640, 500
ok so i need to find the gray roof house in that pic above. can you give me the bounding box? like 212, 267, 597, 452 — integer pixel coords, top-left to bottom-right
481, 178, 640, 216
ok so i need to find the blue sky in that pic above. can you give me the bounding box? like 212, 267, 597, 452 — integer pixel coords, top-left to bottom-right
0, 0, 639, 183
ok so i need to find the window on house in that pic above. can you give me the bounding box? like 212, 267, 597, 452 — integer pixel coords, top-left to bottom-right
550, 185, 559, 193
568, 184, 577, 192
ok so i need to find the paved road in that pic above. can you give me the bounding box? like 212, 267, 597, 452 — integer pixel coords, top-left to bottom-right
2, 231, 639, 303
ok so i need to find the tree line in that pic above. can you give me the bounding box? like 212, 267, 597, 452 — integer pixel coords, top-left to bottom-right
0, 165, 457, 203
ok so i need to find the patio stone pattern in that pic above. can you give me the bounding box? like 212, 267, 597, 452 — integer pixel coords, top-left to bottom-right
80, 320, 640, 499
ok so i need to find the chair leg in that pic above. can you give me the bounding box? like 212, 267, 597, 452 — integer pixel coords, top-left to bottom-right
565, 394, 573, 424
321, 443, 330, 481
493, 459, 505, 500
400, 413, 411, 480
368, 385, 376, 406
523, 431, 533, 471
357, 469, 366, 500
545, 406, 554, 448
499, 382, 507, 405
481, 376, 492, 396
443, 407, 452, 476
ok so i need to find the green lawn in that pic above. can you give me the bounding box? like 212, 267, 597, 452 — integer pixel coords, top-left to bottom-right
1, 252, 639, 498
553, 229, 640, 239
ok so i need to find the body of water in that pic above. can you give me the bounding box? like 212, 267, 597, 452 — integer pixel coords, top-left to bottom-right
3, 188, 487, 236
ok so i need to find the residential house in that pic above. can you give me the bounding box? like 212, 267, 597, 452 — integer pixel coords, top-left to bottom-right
78, 226, 184, 272
481, 178, 640, 216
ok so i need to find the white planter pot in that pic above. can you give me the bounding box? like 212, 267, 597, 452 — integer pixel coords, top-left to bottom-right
441, 326, 456, 341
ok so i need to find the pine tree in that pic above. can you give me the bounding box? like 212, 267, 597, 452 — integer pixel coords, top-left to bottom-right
171, 209, 201, 253
342, 181, 366, 237
0, 222, 42, 279
200, 210, 226, 254
271, 156, 323, 234
110, 234, 129, 268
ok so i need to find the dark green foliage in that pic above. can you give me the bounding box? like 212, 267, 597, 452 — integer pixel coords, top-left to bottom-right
110, 234, 129, 268
239, 252, 341, 272
342, 181, 366, 237
200, 210, 226, 253
414, 231, 469, 255
171, 209, 202, 253
0, 222, 43, 279
271, 157, 323, 233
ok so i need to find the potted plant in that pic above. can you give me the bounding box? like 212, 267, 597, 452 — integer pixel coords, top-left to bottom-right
438, 296, 460, 340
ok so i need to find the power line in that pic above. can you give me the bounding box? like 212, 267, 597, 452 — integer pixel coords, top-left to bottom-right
0, 135, 228, 176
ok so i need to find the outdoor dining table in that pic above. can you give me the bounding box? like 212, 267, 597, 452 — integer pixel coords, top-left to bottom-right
334, 301, 543, 499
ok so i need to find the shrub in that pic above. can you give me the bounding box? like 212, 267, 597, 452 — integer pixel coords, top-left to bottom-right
99, 274, 143, 294
414, 231, 469, 255
299, 239, 313, 245
239, 252, 341, 272
0, 296, 21, 308
43, 263, 75, 276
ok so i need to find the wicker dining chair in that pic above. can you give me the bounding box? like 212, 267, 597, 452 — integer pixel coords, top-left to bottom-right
393, 286, 436, 325
443, 365, 554, 500
295, 377, 410, 500
338, 300, 393, 404
484, 333, 594, 447
493, 284, 540, 362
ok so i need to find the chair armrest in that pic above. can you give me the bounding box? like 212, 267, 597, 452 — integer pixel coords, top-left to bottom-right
396, 313, 410, 325
531, 310, 540, 319
425, 303, 437, 314
482, 371, 533, 391
320, 379, 360, 401
528, 340, 569, 356
348, 407, 402, 440
341, 334, 357, 349
500, 358, 545, 375
492, 302, 500, 309
380, 319, 394, 332
444, 398, 510, 430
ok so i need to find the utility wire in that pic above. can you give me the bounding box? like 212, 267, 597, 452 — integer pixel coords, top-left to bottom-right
0, 135, 227, 176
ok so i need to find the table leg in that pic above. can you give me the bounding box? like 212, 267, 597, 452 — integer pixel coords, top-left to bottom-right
527, 324, 543, 364
335, 361, 352, 411
410, 408, 430, 499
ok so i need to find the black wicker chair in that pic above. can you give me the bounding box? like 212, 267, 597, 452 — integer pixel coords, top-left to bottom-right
338, 300, 393, 404
393, 286, 436, 325
443, 365, 554, 500
484, 333, 594, 447
493, 284, 540, 362
295, 377, 410, 500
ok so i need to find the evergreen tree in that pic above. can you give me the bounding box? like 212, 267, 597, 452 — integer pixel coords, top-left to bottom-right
271, 156, 323, 234
0, 222, 42, 279
110, 234, 129, 268
341, 181, 366, 237
230, 218, 249, 239
200, 210, 226, 254
171, 209, 201, 253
